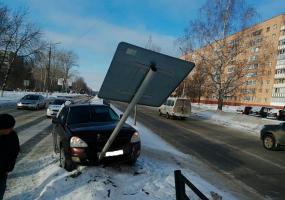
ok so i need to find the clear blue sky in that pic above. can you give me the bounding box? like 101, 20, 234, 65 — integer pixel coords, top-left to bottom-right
1, 0, 285, 90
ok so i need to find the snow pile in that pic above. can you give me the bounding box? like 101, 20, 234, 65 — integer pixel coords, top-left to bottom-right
191, 104, 281, 136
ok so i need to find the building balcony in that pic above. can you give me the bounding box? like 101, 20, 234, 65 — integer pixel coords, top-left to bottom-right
273, 83, 285, 88
277, 54, 285, 60
278, 45, 285, 50
274, 74, 285, 79
272, 93, 285, 97
276, 64, 285, 70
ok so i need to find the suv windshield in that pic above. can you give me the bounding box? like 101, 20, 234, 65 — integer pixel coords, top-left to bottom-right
52, 99, 66, 105
22, 95, 39, 100
67, 106, 119, 124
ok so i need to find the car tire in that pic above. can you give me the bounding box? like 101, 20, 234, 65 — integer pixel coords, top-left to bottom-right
158, 110, 162, 116
59, 145, 75, 172
166, 113, 170, 119
262, 134, 276, 150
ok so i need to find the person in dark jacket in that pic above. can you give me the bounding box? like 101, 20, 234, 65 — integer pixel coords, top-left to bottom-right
0, 114, 20, 200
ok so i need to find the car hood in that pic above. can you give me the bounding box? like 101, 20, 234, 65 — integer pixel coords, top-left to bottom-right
68, 121, 135, 134
19, 99, 38, 104
262, 124, 279, 130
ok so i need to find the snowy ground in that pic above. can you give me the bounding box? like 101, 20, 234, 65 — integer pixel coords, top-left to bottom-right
191, 103, 281, 137
3, 102, 248, 200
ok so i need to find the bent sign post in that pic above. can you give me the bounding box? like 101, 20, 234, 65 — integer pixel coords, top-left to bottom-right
98, 42, 195, 160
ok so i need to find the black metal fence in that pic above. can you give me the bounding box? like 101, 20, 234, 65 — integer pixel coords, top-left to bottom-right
174, 170, 209, 200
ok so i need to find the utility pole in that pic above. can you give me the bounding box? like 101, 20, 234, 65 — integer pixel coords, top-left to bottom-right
45, 42, 60, 97
46, 43, 51, 96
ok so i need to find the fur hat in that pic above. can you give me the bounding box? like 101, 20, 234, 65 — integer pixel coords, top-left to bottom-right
0, 113, 15, 129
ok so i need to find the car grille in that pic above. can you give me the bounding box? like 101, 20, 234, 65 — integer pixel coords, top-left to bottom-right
80, 133, 131, 152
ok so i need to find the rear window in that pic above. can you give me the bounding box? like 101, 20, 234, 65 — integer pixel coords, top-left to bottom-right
52, 99, 66, 105
67, 106, 119, 124
22, 95, 39, 100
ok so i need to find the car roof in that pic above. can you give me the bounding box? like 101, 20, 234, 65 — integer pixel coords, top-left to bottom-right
67, 103, 109, 108
24, 94, 42, 96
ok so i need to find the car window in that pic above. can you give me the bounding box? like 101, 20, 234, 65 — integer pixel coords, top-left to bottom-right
67, 106, 119, 124
52, 99, 66, 105
58, 107, 68, 123
22, 95, 39, 100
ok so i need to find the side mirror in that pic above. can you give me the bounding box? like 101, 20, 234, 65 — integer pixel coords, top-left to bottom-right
120, 114, 123, 119
52, 117, 60, 124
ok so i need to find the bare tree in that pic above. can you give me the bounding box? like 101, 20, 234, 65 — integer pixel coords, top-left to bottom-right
57, 49, 78, 92
145, 35, 161, 53
179, 0, 259, 110
0, 7, 42, 96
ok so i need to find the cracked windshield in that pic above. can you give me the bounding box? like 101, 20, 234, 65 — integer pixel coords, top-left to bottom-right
0, 0, 284, 200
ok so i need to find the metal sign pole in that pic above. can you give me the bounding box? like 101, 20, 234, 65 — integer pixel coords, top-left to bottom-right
98, 64, 157, 160
134, 105, 137, 125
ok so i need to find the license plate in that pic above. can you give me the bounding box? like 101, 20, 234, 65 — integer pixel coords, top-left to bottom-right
105, 150, 124, 157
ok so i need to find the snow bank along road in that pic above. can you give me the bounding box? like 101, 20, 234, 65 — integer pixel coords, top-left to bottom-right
0, 101, 264, 200
114, 102, 285, 200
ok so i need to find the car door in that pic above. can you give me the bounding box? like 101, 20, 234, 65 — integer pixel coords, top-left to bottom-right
276, 123, 285, 145
53, 107, 68, 152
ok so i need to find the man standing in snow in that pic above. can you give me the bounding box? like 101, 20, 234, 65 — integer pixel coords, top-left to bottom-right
0, 114, 20, 200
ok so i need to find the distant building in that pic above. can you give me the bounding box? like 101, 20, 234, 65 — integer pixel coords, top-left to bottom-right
183, 14, 285, 107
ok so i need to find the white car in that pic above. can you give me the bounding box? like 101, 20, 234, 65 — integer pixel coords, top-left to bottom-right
46, 99, 67, 117
158, 97, 191, 119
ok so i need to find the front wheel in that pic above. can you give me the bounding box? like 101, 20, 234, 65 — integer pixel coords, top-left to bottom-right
59, 146, 75, 171
263, 135, 276, 150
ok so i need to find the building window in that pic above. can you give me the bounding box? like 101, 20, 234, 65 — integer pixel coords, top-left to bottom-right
251, 47, 259, 53
273, 24, 277, 30
279, 39, 285, 46
272, 33, 276, 39
227, 65, 234, 73
246, 72, 257, 78
248, 63, 258, 69
248, 55, 258, 62
278, 49, 285, 55
252, 29, 262, 36
246, 80, 256, 85
266, 27, 270, 32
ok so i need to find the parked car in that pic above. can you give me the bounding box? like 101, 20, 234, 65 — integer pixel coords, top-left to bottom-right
260, 123, 285, 150
17, 94, 46, 110
46, 98, 67, 117
52, 104, 141, 171
259, 107, 274, 118
242, 106, 252, 115
278, 107, 285, 120
158, 97, 191, 119
250, 106, 262, 116
267, 109, 280, 119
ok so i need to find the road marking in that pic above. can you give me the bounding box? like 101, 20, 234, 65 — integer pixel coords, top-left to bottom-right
18, 119, 51, 145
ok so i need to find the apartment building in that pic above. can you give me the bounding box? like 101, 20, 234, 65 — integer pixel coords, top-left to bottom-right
185, 14, 285, 107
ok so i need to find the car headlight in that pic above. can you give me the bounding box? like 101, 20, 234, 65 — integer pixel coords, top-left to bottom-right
70, 136, 88, 148
17, 102, 22, 106
130, 132, 140, 143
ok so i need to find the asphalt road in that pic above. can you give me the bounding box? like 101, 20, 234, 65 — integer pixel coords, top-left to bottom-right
114, 102, 285, 200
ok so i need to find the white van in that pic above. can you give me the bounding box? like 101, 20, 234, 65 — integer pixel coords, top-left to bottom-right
158, 97, 191, 119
